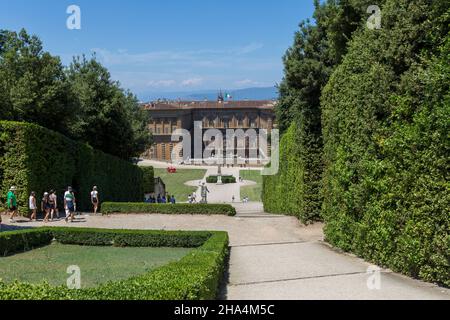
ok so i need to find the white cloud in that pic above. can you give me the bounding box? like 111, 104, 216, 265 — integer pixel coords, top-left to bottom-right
147, 79, 176, 88
181, 77, 203, 87
235, 79, 261, 87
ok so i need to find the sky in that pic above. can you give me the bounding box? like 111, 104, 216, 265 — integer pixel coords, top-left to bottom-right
1, 0, 316, 98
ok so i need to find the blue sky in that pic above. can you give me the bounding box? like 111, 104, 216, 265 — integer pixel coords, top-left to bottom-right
1, 0, 315, 98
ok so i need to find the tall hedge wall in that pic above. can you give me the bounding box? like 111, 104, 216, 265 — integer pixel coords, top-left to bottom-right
262, 122, 322, 223
0, 121, 144, 213
320, 0, 449, 286
141, 166, 155, 194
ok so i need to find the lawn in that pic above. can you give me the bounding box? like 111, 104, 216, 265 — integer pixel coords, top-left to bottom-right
240, 170, 263, 202
0, 243, 191, 288
154, 168, 207, 201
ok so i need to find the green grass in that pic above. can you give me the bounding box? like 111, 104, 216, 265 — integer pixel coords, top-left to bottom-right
0, 243, 191, 288
154, 168, 207, 201
240, 170, 263, 202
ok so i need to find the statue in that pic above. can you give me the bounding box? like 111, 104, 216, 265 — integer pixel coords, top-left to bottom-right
201, 183, 210, 203
217, 165, 223, 185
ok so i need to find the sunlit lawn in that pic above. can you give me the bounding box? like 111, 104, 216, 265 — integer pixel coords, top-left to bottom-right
240, 170, 263, 202
0, 243, 192, 288
154, 168, 206, 201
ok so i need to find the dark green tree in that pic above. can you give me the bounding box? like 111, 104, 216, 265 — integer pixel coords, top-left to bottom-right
66, 55, 152, 159
0, 29, 72, 133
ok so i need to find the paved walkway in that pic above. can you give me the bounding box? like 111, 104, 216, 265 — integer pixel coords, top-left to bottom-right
4, 204, 449, 300
193, 167, 241, 203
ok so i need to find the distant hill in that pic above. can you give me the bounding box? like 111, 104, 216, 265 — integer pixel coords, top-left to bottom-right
141, 86, 278, 102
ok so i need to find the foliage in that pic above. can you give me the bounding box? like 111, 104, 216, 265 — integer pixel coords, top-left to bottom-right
206, 175, 236, 184
66, 55, 152, 159
0, 121, 144, 213
0, 228, 53, 257
101, 202, 237, 217
0, 29, 152, 160
0, 228, 229, 300
321, 0, 449, 286
264, 0, 374, 222
141, 166, 155, 193
262, 123, 320, 222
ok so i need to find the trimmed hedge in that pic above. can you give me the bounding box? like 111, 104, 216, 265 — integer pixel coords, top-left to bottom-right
0, 227, 229, 300
262, 123, 322, 223
0, 121, 145, 213
206, 175, 236, 184
320, 1, 449, 287
101, 202, 237, 217
141, 166, 155, 193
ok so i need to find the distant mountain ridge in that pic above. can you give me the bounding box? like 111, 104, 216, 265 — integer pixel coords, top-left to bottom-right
141, 86, 278, 102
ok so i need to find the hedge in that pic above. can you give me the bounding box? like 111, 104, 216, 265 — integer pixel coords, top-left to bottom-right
320, 1, 449, 287
206, 175, 236, 184
262, 122, 322, 223
0, 121, 146, 213
101, 202, 237, 216
141, 166, 155, 194
0, 227, 229, 300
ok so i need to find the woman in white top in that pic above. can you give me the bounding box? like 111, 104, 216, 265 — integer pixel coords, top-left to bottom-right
91, 186, 99, 214
29, 191, 37, 221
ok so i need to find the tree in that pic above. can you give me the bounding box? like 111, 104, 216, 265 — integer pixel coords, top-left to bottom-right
264, 0, 370, 222
0, 29, 72, 133
66, 55, 152, 159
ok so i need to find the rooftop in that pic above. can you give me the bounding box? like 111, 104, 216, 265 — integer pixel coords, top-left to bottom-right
142, 100, 276, 111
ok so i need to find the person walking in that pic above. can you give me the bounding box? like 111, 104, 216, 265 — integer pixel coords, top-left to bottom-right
91, 186, 99, 214
42, 192, 51, 223
7, 186, 18, 223
48, 190, 58, 221
29, 191, 37, 221
64, 186, 76, 223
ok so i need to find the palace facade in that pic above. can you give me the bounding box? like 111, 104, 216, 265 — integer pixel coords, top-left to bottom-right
142, 100, 276, 165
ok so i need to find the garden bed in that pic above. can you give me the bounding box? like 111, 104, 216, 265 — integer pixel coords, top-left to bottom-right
0, 227, 229, 300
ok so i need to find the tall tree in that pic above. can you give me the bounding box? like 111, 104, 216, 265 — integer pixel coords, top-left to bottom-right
66, 55, 151, 159
0, 29, 72, 133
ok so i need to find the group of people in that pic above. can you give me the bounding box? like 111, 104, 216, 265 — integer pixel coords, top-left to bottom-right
1, 186, 99, 226
145, 193, 176, 204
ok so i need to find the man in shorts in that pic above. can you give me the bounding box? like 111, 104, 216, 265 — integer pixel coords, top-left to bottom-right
64, 186, 76, 223
7, 186, 18, 223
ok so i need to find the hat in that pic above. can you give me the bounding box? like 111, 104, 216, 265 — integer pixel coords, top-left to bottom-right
9, 186, 17, 191
44, 192, 49, 196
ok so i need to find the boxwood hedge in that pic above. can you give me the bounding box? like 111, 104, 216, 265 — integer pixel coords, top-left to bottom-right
101, 202, 237, 216
0, 227, 229, 300
206, 175, 237, 184
0, 121, 146, 213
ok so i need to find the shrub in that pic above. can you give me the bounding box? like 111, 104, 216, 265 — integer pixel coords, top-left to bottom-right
320, 0, 449, 286
0, 228, 53, 257
141, 166, 155, 193
0, 227, 229, 300
206, 175, 236, 184
0, 121, 146, 214
101, 202, 237, 217
262, 123, 322, 223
